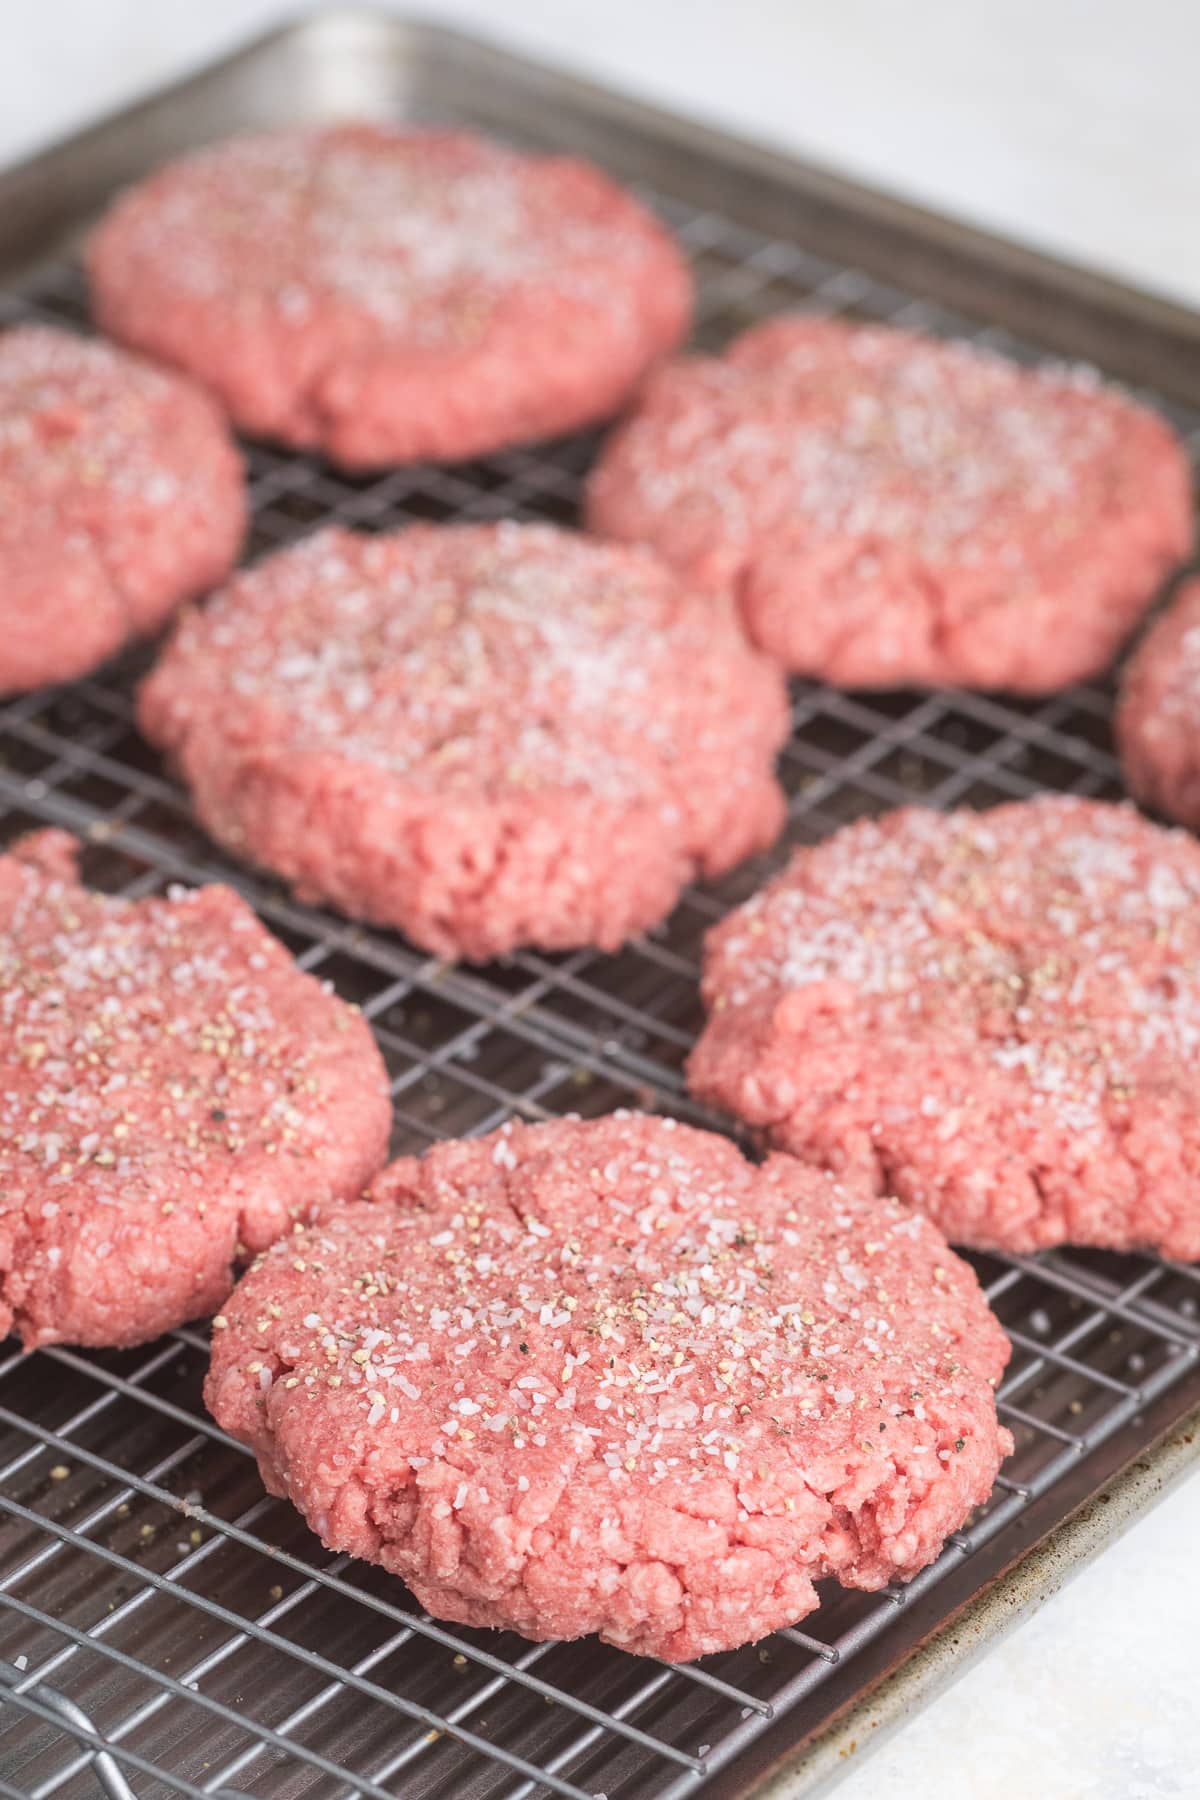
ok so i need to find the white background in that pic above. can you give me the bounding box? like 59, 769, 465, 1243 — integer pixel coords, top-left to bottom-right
4, 4, 1200, 1795
5, 0, 1200, 306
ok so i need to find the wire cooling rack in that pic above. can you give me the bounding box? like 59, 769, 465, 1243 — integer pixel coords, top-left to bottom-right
3, 34, 1200, 1800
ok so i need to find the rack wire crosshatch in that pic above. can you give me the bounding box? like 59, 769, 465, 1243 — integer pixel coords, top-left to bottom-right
2, 15, 1200, 1800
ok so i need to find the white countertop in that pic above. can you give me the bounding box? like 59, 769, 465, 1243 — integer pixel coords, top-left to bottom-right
839, 1469, 1200, 1800
5, 5, 1200, 1795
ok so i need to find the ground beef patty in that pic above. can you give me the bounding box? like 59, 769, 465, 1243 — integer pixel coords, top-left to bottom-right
0, 325, 245, 696
1117, 579, 1200, 829
138, 522, 790, 961
689, 796, 1200, 1258
207, 1113, 1010, 1660
587, 316, 1192, 693
87, 126, 692, 468
0, 831, 391, 1350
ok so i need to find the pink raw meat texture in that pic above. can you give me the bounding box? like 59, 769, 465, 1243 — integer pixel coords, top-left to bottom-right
1117, 578, 1200, 830
138, 522, 790, 961
689, 795, 1200, 1257
0, 831, 391, 1349
587, 316, 1192, 692
87, 125, 693, 467
0, 324, 245, 696
207, 1112, 1011, 1660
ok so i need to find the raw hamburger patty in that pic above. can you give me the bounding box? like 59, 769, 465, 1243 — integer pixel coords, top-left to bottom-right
138, 522, 790, 961
207, 1113, 1011, 1660
1117, 579, 1200, 829
87, 126, 692, 468
689, 796, 1200, 1258
587, 316, 1192, 692
0, 325, 245, 696
0, 831, 391, 1350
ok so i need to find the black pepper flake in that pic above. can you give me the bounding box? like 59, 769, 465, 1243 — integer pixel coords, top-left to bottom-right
519, 1342, 529, 1355
211, 1108, 226, 1122
955, 1437, 965, 1452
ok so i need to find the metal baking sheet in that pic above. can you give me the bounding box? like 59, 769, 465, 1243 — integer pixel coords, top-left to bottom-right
1, 12, 1199, 1799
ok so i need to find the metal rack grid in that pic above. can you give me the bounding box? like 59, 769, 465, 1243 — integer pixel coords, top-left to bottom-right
2, 102, 1200, 1800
